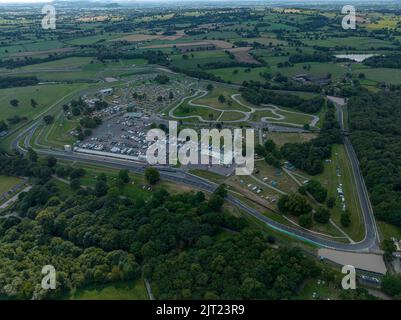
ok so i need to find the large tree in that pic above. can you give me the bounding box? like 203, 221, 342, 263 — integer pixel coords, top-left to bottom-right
145, 167, 160, 185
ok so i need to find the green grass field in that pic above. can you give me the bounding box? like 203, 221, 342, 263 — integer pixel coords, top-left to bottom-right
378, 221, 401, 240
170, 50, 232, 70
353, 68, 401, 85
67, 279, 148, 300
17, 57, 93, 71
3, 57, 148, 82
44, 113, 79, 148
0, 83, 84, 125
0, 39, 68, 59
174, 104, 222, 120
312, 144, 365, 242
366, 15, 400, 30
64, 33, 124, 45
251, 107, 315, 127
250, 109, 280, 121
172, 88, 248, 122
0, 82, 95, 151
0, 175, 22, 195
195, 87, 250, 112
219, 111, 247, 121
209, 66, 266, 83
303, 36, 396, 49
65, 161, 193, 199
277, 108, 316, 125
274, 62, 347, 81
297, 278, 340, 300
268, 132, 317, 146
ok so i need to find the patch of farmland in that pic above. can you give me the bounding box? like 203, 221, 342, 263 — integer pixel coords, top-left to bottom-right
10, 47, 75, 58
113, 32, 185, 42
142, 40, 233, 50
227, 47, 261, 64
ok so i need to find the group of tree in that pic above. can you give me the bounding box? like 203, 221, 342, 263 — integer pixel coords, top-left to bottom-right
43, 115, 55, 125
154, 74, 170, 85
277, 193, 313, 228
203, 61, 260, 70
240, 82, 325, 113
0, 151, 330, 300
9, 99, 19, 107
79, 116, 102, 129
280, 101, 342, 175
6, 115, 27, 126
348, 91, 401, 227
277, 192, 333, 226
364, 54, 401, 69
0, 120, 8, 132
144, 167, 160, 185
169, 66, 225, 83
381, 274, 401, 299
0, 76, 38, 89
314, 207, 331, 224
288, 52, 332, 64
254, 76, 322, 93
299, 180, 328, 203
255, 139, 282, 168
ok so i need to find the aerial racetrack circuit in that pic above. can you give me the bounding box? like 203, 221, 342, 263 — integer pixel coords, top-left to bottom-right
169, 89, 319, 128
10, 97, 380, 253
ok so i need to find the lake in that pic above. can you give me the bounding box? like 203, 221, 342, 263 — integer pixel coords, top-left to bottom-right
334, 54, 377, 62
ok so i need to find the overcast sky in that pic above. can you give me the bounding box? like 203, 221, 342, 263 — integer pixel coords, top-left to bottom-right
0, 0, 53, 3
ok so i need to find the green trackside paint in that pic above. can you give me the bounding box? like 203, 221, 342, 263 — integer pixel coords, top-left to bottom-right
267, 223, 324, 249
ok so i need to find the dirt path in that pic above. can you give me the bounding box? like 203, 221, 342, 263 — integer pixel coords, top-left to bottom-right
0, 186, 32, 210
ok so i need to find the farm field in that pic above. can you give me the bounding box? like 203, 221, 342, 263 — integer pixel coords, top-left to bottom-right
273, 62, 347, 81
0, 39, 69, 59
352, 68, 401, 85
170, 50, 232, 69
302, 36, 396, 49
64, 33, 124, 45
267, 132, 317, 147
209, 66, 266, 83
0, 83, 84, 125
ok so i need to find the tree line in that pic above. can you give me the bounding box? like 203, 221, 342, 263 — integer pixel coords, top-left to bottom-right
348, 91, 401, 227
281, 101, 342, 175
0, 76, 38, 89
240, 82, 325, 113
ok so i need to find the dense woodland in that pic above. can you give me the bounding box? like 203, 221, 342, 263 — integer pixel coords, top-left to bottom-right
364, 54, 401, 69
348, 92, 401, 227
0, 151, 331, 300
0, 76, 38, 89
